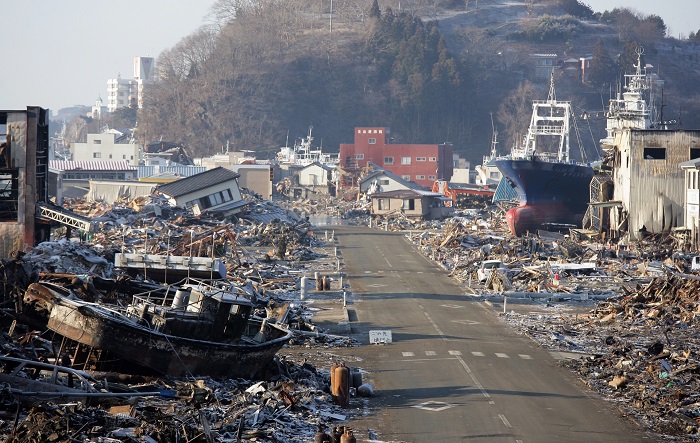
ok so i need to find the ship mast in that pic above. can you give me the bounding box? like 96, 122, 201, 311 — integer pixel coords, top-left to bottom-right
520, 72, 571, 162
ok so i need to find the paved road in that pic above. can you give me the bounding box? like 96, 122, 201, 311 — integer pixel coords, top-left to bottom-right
328, 226, 650, 443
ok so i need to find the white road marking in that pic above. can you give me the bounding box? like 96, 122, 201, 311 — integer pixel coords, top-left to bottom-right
452, 319, 480, 325
471, 351, 485, 357
425, 351, 436, 356
423, 311, 447, 339
495, 353, 510, 358
448, 350, 462, 356
412, 401, 454, 412
455, 355, 490, 399
402, 352, 415, 357
499, 414, 512, 428
519, 354, 533, 360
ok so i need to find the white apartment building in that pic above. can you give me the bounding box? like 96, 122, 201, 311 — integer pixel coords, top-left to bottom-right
106, 56, 155, 112
71, 130, 141, 165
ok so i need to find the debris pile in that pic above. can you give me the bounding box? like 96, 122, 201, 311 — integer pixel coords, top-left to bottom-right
0, 192, 367, 442
0, 356, 352, 443
496, 274, 700, 440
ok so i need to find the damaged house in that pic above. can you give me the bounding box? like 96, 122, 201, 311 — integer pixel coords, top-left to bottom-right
295, 161, 336, 197
371, 188, 452, 220
681, 157, 700, 249
611, 129, 700, 241
156, 166, 249, 217
360, 167, 424, 196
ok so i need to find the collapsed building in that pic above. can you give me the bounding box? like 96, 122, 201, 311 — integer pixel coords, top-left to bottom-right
0, 107, 51, 251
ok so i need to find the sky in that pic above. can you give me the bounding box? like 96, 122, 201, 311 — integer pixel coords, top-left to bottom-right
584, 0, 699, 38
1, 0, 215, 114
1, 1, 696, 116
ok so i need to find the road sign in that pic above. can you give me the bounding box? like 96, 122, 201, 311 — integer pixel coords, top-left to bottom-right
369, 330, 393, 344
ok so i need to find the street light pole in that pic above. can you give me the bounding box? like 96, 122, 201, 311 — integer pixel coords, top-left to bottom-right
329, 0, 333, 32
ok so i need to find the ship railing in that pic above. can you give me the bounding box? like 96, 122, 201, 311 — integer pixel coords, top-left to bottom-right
535, 152, 561, 162
532, 124, 566, 135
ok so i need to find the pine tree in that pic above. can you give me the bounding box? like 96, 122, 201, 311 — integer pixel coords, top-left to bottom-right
369, 0, 380, 19
588, 38, 615, 87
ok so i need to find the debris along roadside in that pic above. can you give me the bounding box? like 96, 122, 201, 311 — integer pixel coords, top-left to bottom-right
396, 207, 700, 441
0, 193, 362, 442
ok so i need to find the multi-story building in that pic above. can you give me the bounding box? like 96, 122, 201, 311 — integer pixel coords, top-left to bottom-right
339, 127, 453, 188
106, 56, 155, 112
106, 76, 136, 112
70, 130, 141, 165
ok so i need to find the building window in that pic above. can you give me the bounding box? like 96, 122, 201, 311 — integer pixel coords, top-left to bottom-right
93, 152, 101, 158
416, 157, 426, 162
402, 175, 410, 180
368, 138, 376, 144
402, 199, 415, 210
691, 148, 700, 160
93, 140, 101, 144
377, 198, 389, 210
416, 175, 425, 180
384, 157, 394, 165
428, 175, 436, 180
380, 179, 389, 185
401, 157, 411, 165
0, 171, 19, 221
644, 147, 666, 160
356, 154, 364, 160
429, 157, 437, 162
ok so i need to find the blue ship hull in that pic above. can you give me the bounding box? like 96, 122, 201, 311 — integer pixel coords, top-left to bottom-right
494, 158, 594, 236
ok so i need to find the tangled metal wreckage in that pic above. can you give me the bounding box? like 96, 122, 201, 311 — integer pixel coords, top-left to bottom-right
0, 188, 362, 442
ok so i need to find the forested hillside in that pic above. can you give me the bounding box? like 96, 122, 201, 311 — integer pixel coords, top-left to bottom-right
118, 0, 700, 164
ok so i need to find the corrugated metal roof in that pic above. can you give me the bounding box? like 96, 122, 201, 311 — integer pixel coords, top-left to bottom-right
156, 167, 240, 198
137, 165, 207, 178
50, 161, 136, 171
371, 189, 441, 198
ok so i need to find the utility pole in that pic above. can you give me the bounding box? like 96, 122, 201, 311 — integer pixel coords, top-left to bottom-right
329, 0, 333, 32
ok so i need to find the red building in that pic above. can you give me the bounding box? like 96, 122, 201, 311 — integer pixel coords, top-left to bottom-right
339, 127, 453, 188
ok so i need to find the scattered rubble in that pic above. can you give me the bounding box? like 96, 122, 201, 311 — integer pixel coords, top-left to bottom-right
396, 206, 700, 440
0, 193, 362, 442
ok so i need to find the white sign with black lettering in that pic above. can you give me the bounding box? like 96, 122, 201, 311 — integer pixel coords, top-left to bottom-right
369, 330, 393, 344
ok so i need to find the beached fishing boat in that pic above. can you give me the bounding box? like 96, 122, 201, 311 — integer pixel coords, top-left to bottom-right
493, 74, 596, 236
23, 281, 293, 378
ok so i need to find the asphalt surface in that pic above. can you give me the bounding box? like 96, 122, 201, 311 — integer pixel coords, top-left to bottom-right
301, 225, 653, 443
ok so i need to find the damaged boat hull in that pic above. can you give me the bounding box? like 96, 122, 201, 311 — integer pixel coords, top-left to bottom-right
495, 158, 594, 236
27, 283, 293, 378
